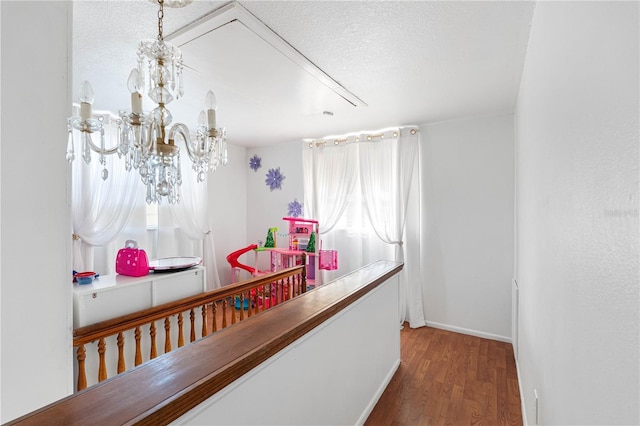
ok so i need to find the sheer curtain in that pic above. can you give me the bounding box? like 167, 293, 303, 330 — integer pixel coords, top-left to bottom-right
358, 129, 425, 328
303, 127, 426, 328
303, 142, 358, 234
165, 144, 221, 290
72, 124, 143, 273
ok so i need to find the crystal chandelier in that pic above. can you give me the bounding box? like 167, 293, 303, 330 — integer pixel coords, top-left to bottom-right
66, 0, 228, 204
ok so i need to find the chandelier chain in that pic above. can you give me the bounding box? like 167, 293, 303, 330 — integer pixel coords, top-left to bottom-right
157, 0, 164, 42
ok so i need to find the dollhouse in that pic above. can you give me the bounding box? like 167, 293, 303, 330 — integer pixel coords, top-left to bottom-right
248, 217, 337, 288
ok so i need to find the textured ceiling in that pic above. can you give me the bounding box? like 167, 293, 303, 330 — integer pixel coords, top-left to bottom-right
72, 0, 535, 147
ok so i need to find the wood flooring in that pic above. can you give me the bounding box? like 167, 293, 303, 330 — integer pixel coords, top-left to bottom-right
365, 324, 522, 426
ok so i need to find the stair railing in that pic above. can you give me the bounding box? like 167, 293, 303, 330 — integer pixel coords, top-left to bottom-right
73, 259, 306, 392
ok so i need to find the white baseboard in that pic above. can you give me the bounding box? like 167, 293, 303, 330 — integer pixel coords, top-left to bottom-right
356, 358, 401, 425
514, 355, 528, 426
426, 321, 512, 343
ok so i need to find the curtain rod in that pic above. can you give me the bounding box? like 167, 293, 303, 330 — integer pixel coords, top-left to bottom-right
305, 127, 418, 148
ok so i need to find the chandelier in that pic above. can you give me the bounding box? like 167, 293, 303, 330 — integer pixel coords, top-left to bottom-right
66, 0, 228, 204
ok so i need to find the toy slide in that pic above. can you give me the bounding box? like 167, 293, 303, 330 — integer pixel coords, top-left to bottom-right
226, 244, 269, 284
226, 244, 272, 309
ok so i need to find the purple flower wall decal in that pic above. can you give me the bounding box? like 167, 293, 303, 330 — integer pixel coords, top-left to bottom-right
265, 167, 285, 191
288, 198, 303, 217
249, 154, 262, 172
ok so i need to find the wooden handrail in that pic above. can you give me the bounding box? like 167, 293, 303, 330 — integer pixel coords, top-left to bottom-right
72, 261, 306, 391
6, 260, 403, 426
73, 264, 305, 343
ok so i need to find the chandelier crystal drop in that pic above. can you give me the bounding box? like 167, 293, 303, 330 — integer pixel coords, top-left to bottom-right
66, 0, 227, 204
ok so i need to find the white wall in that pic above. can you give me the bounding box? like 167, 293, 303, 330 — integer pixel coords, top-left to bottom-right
515, 2, 639, 425
174, 272, 400, 426
246, 142, 304, 273
421, 115, 514, 341
0, 2, 73, 421
209, 142, 248, 286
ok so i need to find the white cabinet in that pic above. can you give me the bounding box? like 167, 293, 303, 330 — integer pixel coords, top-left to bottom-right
152, 268, 205, 306
73, 279, 152, 328
73, 266, 206, 328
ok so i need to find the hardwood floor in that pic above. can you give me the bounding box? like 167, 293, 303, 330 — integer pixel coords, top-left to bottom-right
365, 324, 522, 426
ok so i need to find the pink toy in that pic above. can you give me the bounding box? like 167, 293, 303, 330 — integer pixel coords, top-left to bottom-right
116, 240, 149, 277
226, 244, 267, 283
319, 249, 338, 270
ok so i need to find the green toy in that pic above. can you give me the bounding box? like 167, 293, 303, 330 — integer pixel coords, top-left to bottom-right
264, 227, 277, 248
306, 231, 316, 252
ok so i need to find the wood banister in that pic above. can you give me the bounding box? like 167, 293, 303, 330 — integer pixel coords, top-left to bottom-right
75, 345, 87, 391
97, 338, 106, 383
7, 261, 401, 426
177, 312, 184, 347
201, 304, 207, 337
189, 309, 196, 343
164, 317, 171, 354
117, 332, 125, 374
72, 265, 305, 344
70, 264, 307, 392
134, 326, 142, 366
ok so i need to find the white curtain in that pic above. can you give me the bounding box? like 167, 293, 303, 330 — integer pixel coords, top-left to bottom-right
303, 142, 358, 234
303, 127, 426, 328
358, 129, 425, 328
72, 124, 143, 273
165, 147, 221, 291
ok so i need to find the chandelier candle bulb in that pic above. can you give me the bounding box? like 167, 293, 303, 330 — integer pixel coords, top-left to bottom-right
207, 110, 216, 129
78, 81, 94, 121
80, 103, 92, 121
127, 69, 143, 114
131, 93, 143, 114
205, 90, 217, 129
